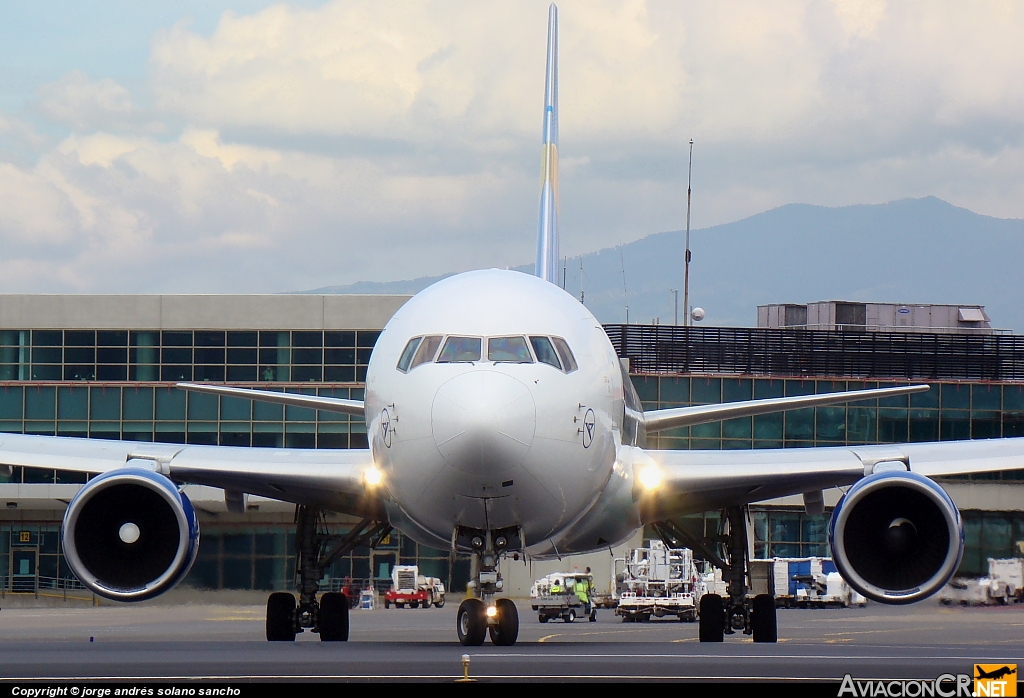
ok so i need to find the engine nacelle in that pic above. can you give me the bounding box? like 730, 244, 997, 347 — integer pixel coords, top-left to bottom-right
62, 468, 199, 601
829, 471, 963, 604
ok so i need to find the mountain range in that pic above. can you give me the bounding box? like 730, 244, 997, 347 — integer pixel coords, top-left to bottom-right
303, 197, 1024, 333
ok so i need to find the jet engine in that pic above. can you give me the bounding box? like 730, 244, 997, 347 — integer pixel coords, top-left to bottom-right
829, 470, 963, 604
62, 467, 199, 601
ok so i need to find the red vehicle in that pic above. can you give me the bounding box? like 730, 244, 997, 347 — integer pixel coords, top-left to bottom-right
382, 565, 446, 609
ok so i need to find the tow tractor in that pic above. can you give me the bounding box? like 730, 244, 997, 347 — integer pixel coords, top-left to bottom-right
939, 558, 1024, 606
613, 541, 703, 622
530, 572, 597, 623
383, 565, 446, 609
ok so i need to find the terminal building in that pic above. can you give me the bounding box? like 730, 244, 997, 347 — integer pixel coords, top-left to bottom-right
1, 294, 1022, 596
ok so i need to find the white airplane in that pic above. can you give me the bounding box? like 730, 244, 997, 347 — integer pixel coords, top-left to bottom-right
1, 3, 1023, 647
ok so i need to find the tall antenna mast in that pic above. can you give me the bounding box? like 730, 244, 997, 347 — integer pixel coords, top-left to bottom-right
619, 245, 628, 324
683, 138, 693, 326
579, 257, 584, 304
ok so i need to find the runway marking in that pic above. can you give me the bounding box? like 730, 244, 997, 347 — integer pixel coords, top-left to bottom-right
537, 628, 684, 642
815, 627, 1014, 640
208, 611, 263, 621
6, 671, 847, 675
472, 653, 1024, 662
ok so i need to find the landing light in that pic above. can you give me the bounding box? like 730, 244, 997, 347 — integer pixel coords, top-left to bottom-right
485, 605, 497, 618
638, 465, 663, 491
364, 466, 384, 487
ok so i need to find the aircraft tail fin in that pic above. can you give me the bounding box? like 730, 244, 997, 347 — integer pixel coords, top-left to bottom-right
535, 3, 559, 284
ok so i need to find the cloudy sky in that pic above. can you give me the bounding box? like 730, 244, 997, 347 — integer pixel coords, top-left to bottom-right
1, 1, 1023, 294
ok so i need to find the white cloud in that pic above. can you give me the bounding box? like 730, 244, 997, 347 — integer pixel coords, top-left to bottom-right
0, 124, 536, 293
2, 1, 1024, 294
35, 71, 133, 131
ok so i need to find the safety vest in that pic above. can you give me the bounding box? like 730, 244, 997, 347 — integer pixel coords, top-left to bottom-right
574, 580, 589, 603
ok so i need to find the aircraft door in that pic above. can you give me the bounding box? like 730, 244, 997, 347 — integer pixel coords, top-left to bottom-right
11, 548, 37, 592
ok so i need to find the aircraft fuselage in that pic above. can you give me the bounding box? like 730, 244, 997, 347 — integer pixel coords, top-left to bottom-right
364, 269, 640, 556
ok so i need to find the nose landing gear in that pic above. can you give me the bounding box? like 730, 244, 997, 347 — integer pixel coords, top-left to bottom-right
266, 506, 390, 642
455, 525, 521, 646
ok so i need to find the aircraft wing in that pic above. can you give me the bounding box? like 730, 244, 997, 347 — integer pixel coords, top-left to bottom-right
638, 437, 1024, 521
176, 383, 365, 417
0, 432, 382, 518
642, 384, 929, 433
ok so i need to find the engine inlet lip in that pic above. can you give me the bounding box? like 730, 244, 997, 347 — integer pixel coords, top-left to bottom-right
831, 471, 963, 605
62, 468, 196, 601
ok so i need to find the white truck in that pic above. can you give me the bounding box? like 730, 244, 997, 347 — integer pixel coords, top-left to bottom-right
382, 565, 446, 609
939, 558, 1024, 606
613, 541, 703, 622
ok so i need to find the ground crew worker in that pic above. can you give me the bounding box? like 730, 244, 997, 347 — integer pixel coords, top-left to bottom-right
550, 578, 563, 594
574, 577, 591, 617
584, 568, 597, 621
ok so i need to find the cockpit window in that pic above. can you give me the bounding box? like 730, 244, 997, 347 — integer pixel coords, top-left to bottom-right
397, 337, 422, 372
551, 337, 578, 373
437, 336, 482, 363
410, 335, 442, 369
488, 336, 533, 363
529, 336, 561, 369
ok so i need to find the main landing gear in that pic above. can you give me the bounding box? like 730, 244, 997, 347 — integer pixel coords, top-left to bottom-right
654, 506, 777, 644
267, 506, 391, 642
454, 525, 521, 647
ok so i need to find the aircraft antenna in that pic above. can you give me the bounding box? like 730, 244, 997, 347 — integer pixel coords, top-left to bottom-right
683, 138, 693, 326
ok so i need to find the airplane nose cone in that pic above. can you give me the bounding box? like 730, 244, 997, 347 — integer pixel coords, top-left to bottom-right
431, 371, 536, 475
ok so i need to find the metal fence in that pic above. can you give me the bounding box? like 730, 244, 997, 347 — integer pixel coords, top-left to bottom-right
605, 325, 1024, 381
0, 574, 87, 591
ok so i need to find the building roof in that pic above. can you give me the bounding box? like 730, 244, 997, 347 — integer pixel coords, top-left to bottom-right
0, 295, 411, 331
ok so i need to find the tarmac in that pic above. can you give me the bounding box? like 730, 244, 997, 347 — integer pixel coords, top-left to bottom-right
0, 594, 1020, 682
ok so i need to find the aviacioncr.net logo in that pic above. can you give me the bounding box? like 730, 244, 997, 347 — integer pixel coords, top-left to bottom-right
838, 674, 973, 697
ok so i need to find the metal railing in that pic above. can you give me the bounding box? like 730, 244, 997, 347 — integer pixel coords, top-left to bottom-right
780, 323, 1012, 336
604, 324, 1024, 381
0, 574, 88, 592
0, 575, 95, 602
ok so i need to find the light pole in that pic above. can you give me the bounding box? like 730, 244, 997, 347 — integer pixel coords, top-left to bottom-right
671, 289, 678, 326
683, 139, 693, 327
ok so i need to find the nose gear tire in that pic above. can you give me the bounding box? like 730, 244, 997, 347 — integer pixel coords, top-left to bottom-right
457, 598, 487, 646
488, 598, 519, 646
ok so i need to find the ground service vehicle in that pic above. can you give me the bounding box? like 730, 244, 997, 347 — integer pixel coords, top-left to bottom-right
383, 565, 445, 609
531, 573, 596, 623
939, 558, 1024, 606
769, 557, 866, 608
614, 542, 702, 622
